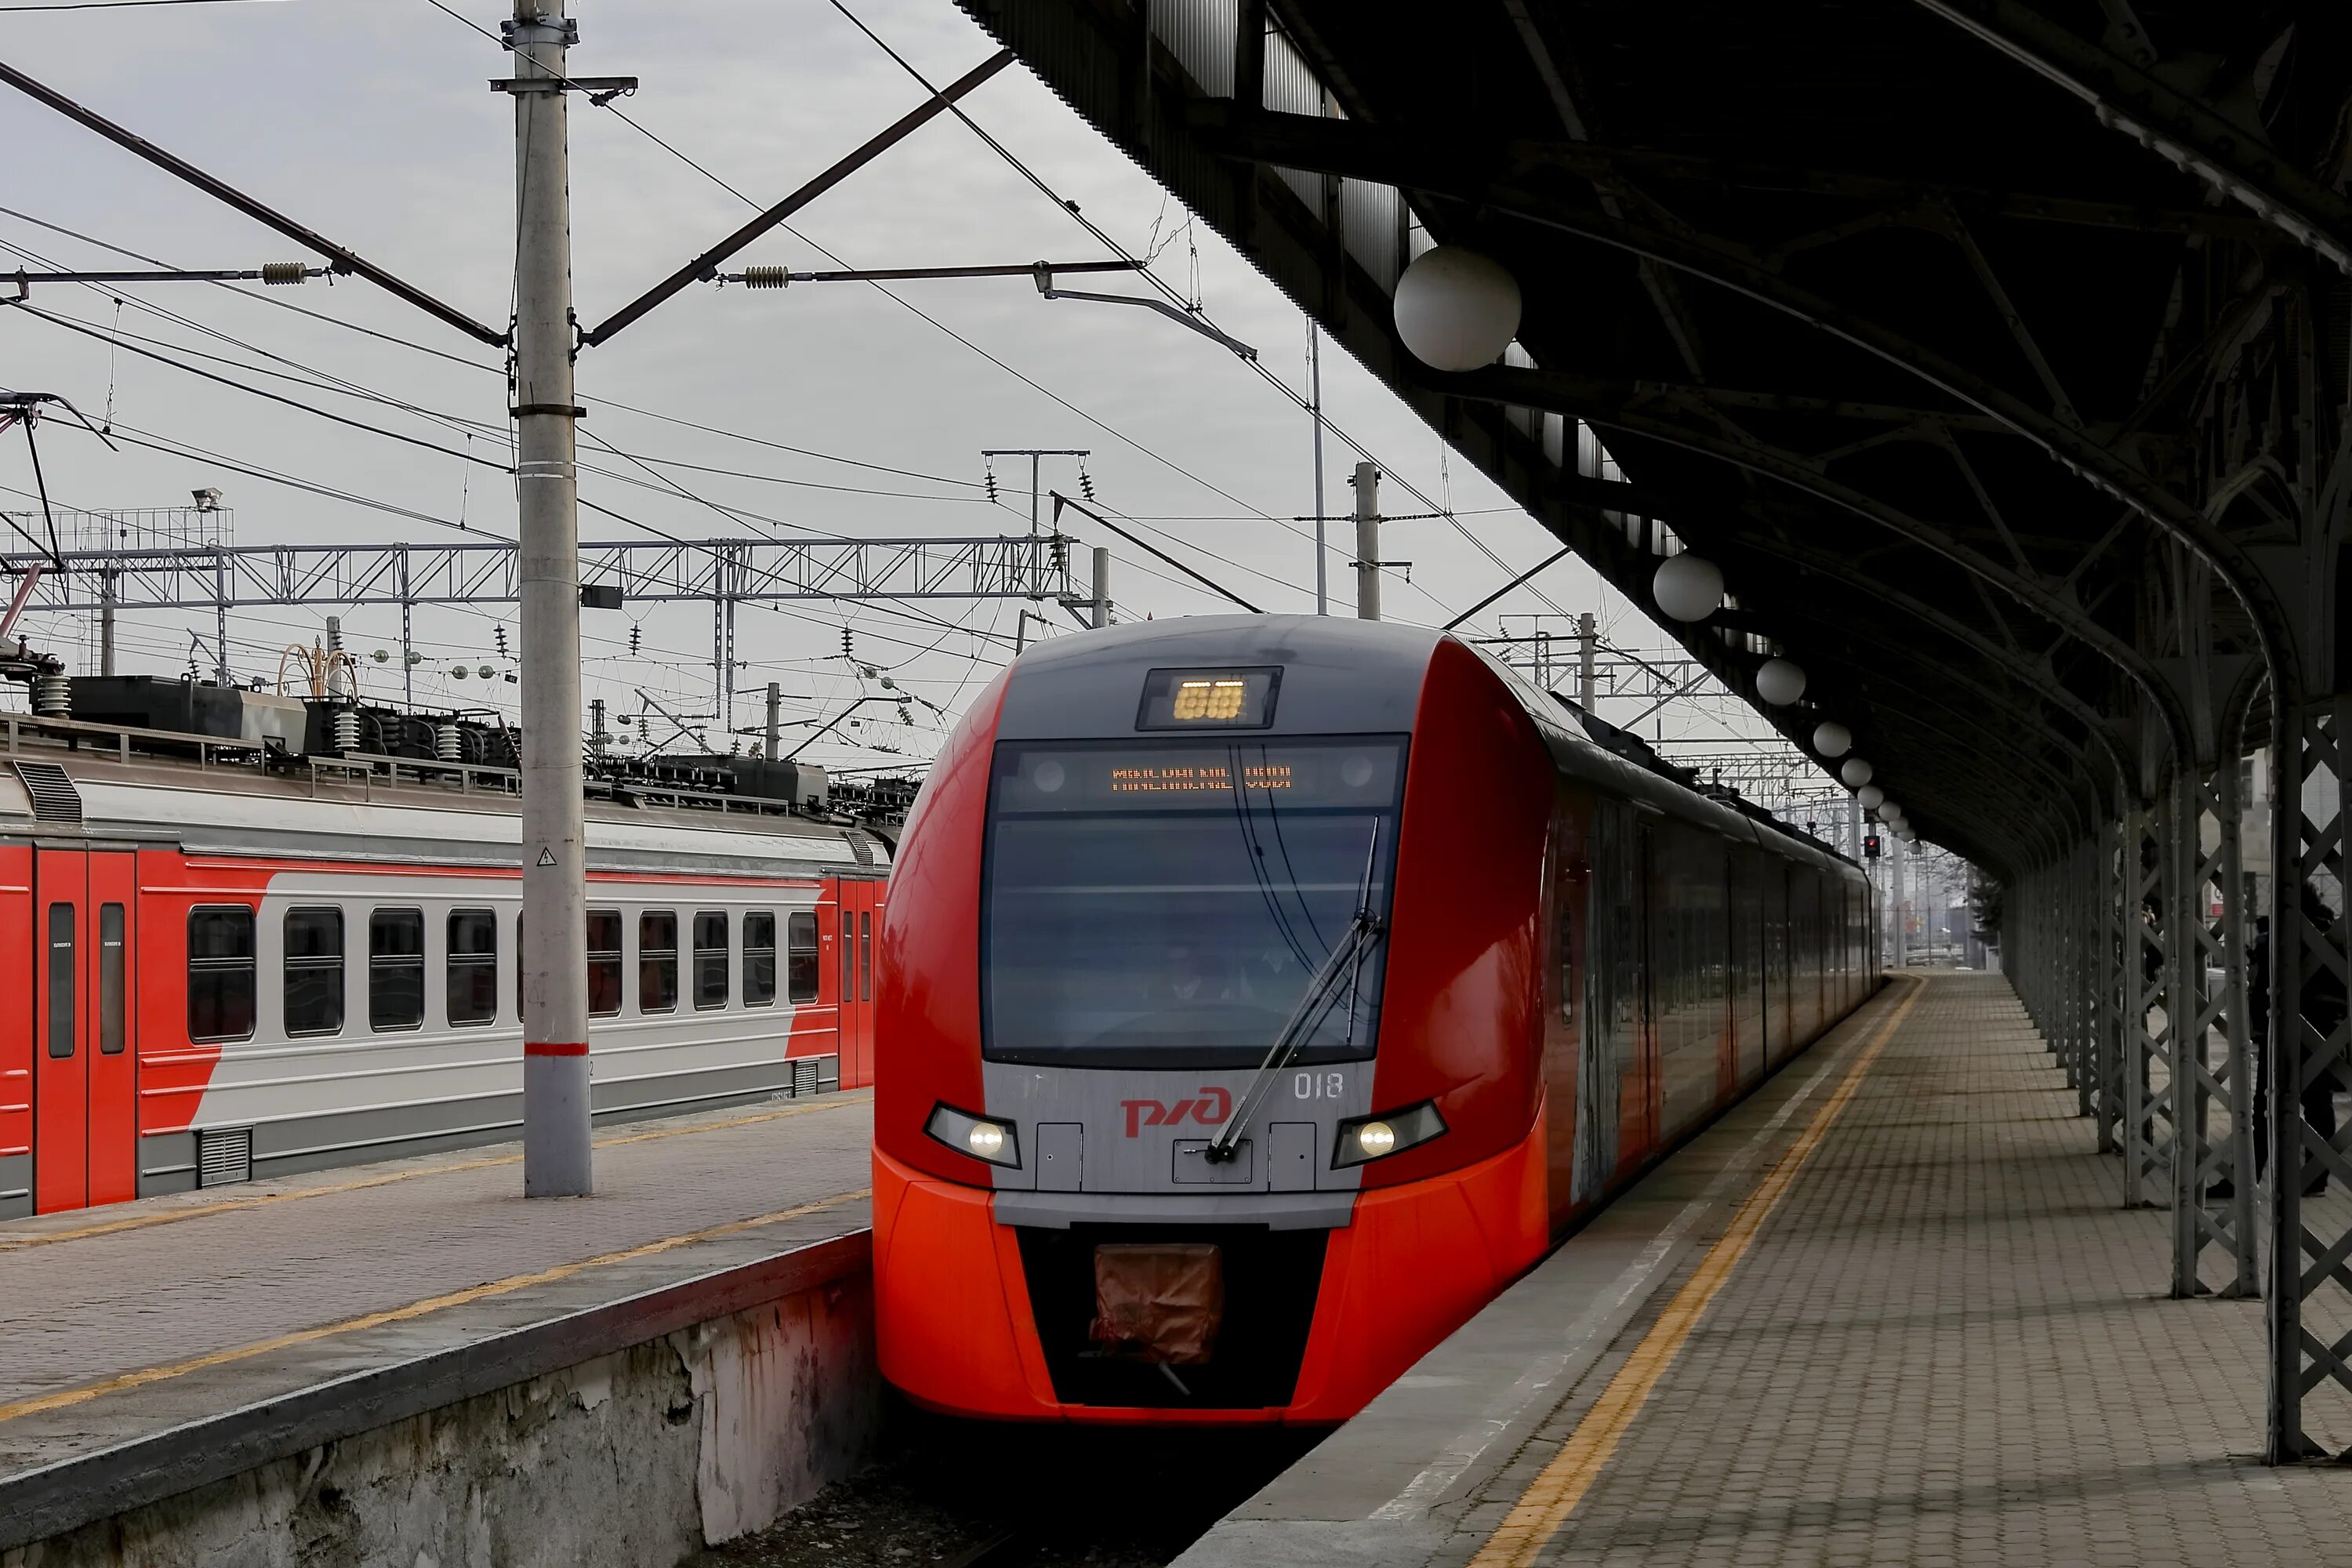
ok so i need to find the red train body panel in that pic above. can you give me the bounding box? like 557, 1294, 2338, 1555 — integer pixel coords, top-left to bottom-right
875, 615, 1876, 1425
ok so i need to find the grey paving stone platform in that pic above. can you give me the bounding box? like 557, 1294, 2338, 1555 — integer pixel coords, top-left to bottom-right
0, 1091, 873, 1484
1182, 972, 2352, 1567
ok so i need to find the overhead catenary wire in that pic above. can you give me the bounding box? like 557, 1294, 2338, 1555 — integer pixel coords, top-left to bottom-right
0, 202, 991, 491
822, 0, 1577, 627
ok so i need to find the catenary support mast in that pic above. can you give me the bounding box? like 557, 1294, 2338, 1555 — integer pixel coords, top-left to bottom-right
510, 0, 592, 1197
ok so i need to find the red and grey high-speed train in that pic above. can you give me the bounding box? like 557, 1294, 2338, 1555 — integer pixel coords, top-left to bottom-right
0, 691, 890, 1219
874, 615, 1878, 1425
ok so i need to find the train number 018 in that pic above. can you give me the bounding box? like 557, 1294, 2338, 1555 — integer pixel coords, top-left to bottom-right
1294, 1072, 1345, 1100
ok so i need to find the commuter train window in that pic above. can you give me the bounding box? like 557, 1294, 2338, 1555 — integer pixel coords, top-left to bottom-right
1559, 908, 1575, 1028
588, 909, 623, 1018
641, 911, 678, 1014
100, 904, 125, 1054
188, 906, 257, 1043
370, 908, 425, 1031
47, 902, 73, 1058
448, 909, 499, 1027
743, 911, 778, 1007
284, 907, 346, 1037
982, 738, 1406, 1067
839, 906, 853, 1001
859, 912, 873, 1003
694, 912, 729, 1011
786, 912, 820, 1005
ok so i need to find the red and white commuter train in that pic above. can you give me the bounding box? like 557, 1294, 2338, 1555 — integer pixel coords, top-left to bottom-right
874, 615, 1877, 1425
0, 699, 887, 1218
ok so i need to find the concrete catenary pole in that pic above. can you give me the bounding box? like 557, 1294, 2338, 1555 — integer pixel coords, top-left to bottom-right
98, 568, 115, 677
1352, 462, 1380, 622
1849, 793, 1863, 862
510, 0, 591, 1197
1091, 546, 1112, 630
1889, 828, 1907, 968
1576, 610, 1596, 710
764, 681, 782, 761
1310, 323, 1327, 615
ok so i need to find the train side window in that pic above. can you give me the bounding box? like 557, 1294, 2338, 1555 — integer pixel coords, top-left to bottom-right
693, 912, 729, 1011
1559, 906, 1574, 1026
370, 908, 425, 1030
47, 902, 73, 1058
839, 905, 852, 1000
859, 911, 873, 1003
188, 906, 256, 1043
786, 913, 818, 1004
448, 909, 499, 1026
743, 912, 778, 1007
641, 911, 678, 1014
588, 909, 623, 1018
284, 907, 345, 1037
100, 903, 125, 1054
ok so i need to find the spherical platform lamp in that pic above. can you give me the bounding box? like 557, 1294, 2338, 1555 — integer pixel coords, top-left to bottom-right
1812, 720, 1852, 758
1392, 247, 1523, 372
1839, 757, 1874, 789
1856, 784, 1884, 810
1755, 658, 1806, 706
1652, 554, 1724, 622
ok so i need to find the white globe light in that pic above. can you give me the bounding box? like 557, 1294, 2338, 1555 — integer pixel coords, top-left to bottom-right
1652, 554, 1724, 622
1392, 246, 1523, 372
1900, 829, 1918, 844
1813, 721, 1851, 757
1878, 801, 1900, 822
1839, 757, 1875, 788
1755, 658, 1806, 706
1856, 785, 1884, 810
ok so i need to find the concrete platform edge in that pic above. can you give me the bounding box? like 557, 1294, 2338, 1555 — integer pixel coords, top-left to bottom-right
0, 1229, 873, 1553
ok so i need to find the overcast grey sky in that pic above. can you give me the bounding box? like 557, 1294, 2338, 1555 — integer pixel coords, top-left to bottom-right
0, 0, 1814, 794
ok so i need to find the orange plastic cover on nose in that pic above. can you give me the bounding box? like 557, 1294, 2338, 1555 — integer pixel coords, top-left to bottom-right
1090, 1243, 1225, 1366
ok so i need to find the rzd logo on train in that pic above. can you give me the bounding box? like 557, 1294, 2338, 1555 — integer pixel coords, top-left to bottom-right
1120, 1087, 1232, 1136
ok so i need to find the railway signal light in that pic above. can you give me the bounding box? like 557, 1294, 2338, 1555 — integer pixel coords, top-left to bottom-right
1864, 833, 1882, 859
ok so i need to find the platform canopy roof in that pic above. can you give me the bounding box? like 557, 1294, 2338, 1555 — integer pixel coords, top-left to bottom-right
956, 0, 2352, 877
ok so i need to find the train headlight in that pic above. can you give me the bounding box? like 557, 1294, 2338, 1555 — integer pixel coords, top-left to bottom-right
925, 1103, 1020, 1169
1334, 1102, 1446, 1168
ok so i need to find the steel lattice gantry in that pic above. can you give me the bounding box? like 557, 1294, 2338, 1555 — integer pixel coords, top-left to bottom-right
0, 535, 1076, 612
957, 0, 2352, 1458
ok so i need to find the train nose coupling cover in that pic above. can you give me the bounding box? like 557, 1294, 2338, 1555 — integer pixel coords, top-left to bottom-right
1088, 1243, 1225, 1366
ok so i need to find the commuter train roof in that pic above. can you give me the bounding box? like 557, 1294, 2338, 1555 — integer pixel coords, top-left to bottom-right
996, 613, 1857, 877
0, 714, 885, 879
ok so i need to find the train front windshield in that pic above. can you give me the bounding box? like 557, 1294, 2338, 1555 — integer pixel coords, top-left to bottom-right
982, 738, 1405, 1067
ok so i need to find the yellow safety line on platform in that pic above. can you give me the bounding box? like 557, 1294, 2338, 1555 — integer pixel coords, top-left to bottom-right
1468, 978, 1926, 1568
0, 1091, 871, 1252
0, 1186, 870, 1425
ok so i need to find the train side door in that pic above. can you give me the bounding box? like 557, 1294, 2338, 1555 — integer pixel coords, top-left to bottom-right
88, 851, 136, 1203
833, 881, 874, 1090
31, 847, 86, 1212
34, 848, 141, 1213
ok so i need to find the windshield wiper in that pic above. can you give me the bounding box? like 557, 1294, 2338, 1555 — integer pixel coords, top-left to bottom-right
1205, 821, 1384, 1163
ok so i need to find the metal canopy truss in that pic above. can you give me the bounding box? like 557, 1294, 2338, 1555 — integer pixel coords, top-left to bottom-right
0, 535, 1076, 612
960, 0, 2352, 1459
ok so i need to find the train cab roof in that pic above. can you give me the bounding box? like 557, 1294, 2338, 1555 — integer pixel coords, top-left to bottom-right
998, 615, 1858, 879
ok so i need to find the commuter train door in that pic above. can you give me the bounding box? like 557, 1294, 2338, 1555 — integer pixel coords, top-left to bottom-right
834, 880, 877, 1089
32, 848, 136, 1212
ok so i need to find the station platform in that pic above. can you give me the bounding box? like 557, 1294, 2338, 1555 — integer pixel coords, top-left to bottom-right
1182, 971, 2352, 1568
0, 1090, 874, 1548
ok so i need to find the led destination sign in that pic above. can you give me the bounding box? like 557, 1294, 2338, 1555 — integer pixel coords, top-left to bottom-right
1108, 760, 1294, 794
1135, 666, 1279, 731
996, 742, 1399, 813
